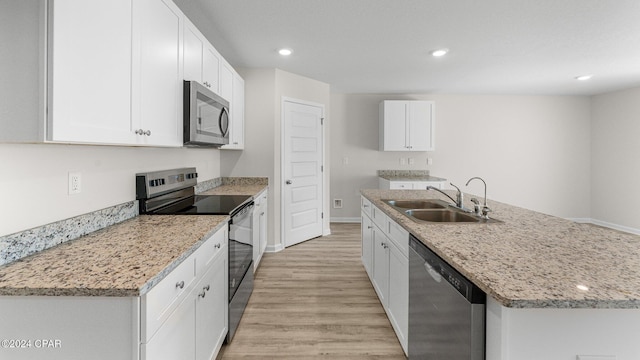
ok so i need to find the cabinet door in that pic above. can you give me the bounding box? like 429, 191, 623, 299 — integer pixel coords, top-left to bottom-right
224, 73, 245, 149
183, 20, 203, 83
142, 293, 196, 360
219, 62, 233, 102
49, 0, 135, 144
387, 240, 409, 354
407, 101, 434, 151
195, 253, 228, 360
259, 191, 268, 256
372, 225, 389, 307
380, 101, 408, 151
252, 200, 261, 271
361, 214, 374, 277
132, 0, 182, 146
202, 46, 220, 94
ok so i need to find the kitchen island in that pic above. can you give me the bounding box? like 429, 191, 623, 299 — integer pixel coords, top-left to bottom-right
362, 189, 640, 360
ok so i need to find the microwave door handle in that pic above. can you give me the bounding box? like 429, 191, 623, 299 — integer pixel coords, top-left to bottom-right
219, 107, 229, 136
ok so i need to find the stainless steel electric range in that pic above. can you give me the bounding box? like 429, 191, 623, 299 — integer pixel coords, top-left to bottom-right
136, 167, 253, 342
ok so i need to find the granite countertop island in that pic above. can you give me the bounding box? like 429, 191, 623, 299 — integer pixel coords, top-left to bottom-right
361, 189, 640, 309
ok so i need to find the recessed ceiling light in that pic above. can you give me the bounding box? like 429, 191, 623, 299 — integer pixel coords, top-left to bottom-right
431, 48, 449, 57
575, 75, 593, 81
278, 48, 293, 56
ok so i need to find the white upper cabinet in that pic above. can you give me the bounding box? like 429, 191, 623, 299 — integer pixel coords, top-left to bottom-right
222, 73, 245, 149
183, 19, 220, 94
379, 100, 435, 151
4, 0, 244, 148
183, 21, 204, 83
131, 0, 183, 146
202, 47, 221, 94
48, 0, 135, 144
219, 61, 233, 102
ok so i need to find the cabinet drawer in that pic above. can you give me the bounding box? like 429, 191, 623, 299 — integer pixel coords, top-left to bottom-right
387, 220, 409, 258
371, 204, 387, 231
142, 254, 196, 342
361, 196, 372, 217
389, 182, 414, 190
196, 226, 227, 276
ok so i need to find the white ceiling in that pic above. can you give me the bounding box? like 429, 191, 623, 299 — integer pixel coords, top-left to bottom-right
182, 0, 640, 95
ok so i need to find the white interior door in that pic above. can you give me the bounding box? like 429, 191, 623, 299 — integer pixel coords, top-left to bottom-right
283, 99, 324, 248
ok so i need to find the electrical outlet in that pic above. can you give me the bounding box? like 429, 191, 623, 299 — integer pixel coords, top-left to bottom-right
343, 157, 349, 165
399, 158, 406, 165
69, 172, 81, 195
427, 158, 433, 165
408, 158, 415, 165
333, 199, 343, 208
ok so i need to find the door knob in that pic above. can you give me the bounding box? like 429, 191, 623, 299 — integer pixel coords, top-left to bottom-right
286, 180, 292, 185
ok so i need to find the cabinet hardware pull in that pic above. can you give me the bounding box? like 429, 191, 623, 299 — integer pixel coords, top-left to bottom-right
144, 130, 151, 136
367, 226, 372, 229
176, 281, 185, 289
214, 243, 221, 249
204, 285, 210, 291
198, 291, 206, 298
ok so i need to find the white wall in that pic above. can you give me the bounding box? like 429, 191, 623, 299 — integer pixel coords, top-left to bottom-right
0, 143, 220, 236
221, 68, 331, 249
591, 86, 640, 231
330, 93, 592, 220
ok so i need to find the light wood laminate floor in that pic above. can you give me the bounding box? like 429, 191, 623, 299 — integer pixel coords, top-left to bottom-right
218, 223, 406, 360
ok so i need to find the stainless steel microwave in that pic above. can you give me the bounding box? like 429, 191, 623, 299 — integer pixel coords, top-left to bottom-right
183, 80, 229, 147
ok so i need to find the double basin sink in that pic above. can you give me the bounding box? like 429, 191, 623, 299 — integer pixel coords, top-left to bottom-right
383, 199, 500, 224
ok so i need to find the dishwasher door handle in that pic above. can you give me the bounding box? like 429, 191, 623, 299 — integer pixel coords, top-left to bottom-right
425, 262, 442, 283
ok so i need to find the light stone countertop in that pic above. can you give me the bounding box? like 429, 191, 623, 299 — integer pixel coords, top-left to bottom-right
0, 215, 228, 297
200, 184, 268, 197
379, 175, 447, 182
361, 189, 640, 309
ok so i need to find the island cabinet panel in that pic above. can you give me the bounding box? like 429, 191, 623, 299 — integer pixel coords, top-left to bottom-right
361, 196, 408, 355
486, 297, 640, 360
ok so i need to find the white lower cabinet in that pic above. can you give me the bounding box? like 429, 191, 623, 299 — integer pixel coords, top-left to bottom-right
253, 189, 269, 271
379, 177, 446, 190
361, 214, 374, 277
361, 196, 408, 355
143, 225, 228, 360
195, 253, 228, 360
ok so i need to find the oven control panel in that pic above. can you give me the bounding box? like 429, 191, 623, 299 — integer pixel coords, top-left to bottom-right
136, 168, 198, 199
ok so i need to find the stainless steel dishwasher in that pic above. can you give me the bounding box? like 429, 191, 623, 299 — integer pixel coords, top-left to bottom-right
408, 234, 485, 359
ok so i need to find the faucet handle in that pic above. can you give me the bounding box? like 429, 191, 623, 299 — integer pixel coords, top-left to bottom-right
470, 198, 481, 216
481, 206, 492, 219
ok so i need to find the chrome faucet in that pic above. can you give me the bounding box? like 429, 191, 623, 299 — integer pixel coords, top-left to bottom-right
426, 183, 467, 211
465, 177, 491, 219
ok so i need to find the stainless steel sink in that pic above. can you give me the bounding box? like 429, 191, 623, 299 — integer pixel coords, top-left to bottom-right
383, 198, 501, 223
405, 209, 480, 223
383, 199, 449, 210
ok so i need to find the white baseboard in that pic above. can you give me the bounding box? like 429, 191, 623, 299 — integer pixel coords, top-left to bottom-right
568, 218, 640, 235
330, 217, 361, 223
265, 243, 284, 253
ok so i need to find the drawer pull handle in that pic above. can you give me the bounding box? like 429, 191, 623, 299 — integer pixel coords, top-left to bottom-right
204, 285, 210, 291
176, 281, 185, 289
214, 243, 221, 249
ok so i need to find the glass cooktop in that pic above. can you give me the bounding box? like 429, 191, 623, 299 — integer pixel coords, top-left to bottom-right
151, 194, 252, 215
